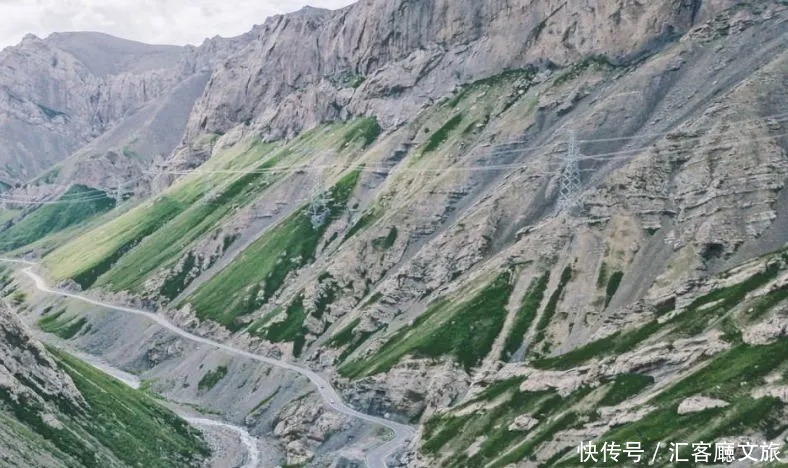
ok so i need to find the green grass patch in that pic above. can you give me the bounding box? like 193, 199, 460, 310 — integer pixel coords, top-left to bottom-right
422, 114, 463, 155
447, 68, 537, 108
45, 126, 362, 286
466, 378, 525, 406
187, 169, 361, 329
341, 117, 382, 148
159, 252, 198, 300
312, 274, 340, 320
361, 291, 384, 308
96, 145, 290, 292
57, 195, 194, 289
576, 344, 788, 463
1, 348, 210, 467
261, 296, 309, 358
328, 318, 361, 348
593, 397, 785, 466
341, 271, 514, 378
653, 341, 787, 404
686, 263, 780, 312
666, 263, 781, 339
587, 338, 788, 462
0, 185, 114, 252
746, 283, 788, 322
596, 262, 608, 288
9, 290, 26, 305
249, 389, 279, 415
553, 54, 616, 87
424, 384, 592, 467
488, 412, 578, 468
599, 373, 654, 407
198, 365, 228, 392
336, 326, 381, 362
372, 226, 398, 250
533, 266, 572, 347
534, 262, 785, 369
604, 271, 624, 307
343, 207, 383, 243
532, 319, 662, 370
501, 272, 550, 360
38, 311, 89, 340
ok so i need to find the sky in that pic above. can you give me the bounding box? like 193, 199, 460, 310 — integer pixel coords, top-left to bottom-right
0, 0, 357, 48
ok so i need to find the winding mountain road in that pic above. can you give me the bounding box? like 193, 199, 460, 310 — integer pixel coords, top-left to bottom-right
36, 336, 263, 468
1, 258, 415, 468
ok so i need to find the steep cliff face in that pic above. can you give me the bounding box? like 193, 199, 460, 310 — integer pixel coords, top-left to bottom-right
0, 300, 86, 415
184, 0, 738, 145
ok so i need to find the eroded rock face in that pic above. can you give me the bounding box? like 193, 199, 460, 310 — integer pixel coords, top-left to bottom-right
273, 393, 350, 465
742, 299, 787, 345
0, 302, 86, 417
3, 1, 786, 465
508, 414, 539, 432
185, 0, 730, 145
0, 33, 181, 184
341, 359, 470, 422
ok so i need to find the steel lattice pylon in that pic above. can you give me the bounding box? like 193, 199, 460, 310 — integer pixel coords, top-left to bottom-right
308, 169, 333, 230
558, 130, 582, 211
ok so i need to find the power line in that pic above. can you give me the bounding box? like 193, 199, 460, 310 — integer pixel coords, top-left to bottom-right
0, 177, 145, 205
143, 114, 787, 179
495, 112, 788, 147
0, 118, 784, 209
143, 131, 787, 178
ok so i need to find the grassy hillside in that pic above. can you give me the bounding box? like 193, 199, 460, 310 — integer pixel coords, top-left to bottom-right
418, 249, 788, 467
43, 140, 278, 288
94, 142, 288, 292
0, 348, 208, 467
0, 185, 115, 252
340, 271, 514, 378
185, 169, 362, 329
43, 121, 376, 293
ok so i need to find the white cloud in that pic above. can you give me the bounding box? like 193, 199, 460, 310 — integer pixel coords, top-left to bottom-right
0, 0, 357, 48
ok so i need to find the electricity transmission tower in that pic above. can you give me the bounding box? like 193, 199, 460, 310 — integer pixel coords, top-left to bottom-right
558, 130, 582, 212
307, 171, 333, 230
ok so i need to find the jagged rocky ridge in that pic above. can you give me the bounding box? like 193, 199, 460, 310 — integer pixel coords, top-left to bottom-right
0, 30, 252, 193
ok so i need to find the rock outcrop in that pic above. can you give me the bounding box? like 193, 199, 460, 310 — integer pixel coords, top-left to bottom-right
0, 302, 85, 413
677, 395, 730, 414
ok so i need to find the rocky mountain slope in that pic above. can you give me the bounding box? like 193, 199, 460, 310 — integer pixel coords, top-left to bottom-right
0, 274, 209, 467
0, 0, 786, 466
0, 30, 250, 193
185, 0, 732, 140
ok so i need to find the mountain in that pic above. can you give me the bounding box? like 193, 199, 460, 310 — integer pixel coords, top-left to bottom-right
0, 283, 208, 467
179, 0, 733, 155
0, 30, 250, 193
0, 0, 786, 467
0, 32, 184, 184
